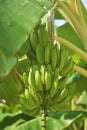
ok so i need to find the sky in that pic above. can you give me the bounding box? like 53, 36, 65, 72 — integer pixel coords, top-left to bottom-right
82, 0, 87, 8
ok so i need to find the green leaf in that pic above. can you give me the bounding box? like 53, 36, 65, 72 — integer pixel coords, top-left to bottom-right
0, 0, 52, 57
0, 112, 33, 130
56, 23, 85, 54
67, 73, 87, 97
48, 111, 87, 130
0, 70, 22, 106
17, 39, 30, 57
35, 0, 52, 9
0, 53, 17, 77
15, 59, 30, 75
1, 111, 87, 130
76, 91, 87, 107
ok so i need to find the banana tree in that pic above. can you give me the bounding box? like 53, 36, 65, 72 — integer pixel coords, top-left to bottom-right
0, 0, 87, 130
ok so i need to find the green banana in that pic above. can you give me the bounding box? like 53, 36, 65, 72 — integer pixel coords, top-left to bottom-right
49, 96, 71, 112
54, 67, 59, 78
19, 94, 36, 111
40, 65, 46, 85
51, 44, 58, 69
53, 88, 69, 103
23, 72, 28, 86
36, 44, 44, 64
44, 44, 51, 65
48, 77, 58, 98
24, 88, 37, 106
49, 102, 70, 113
47, 64, 53, 74
45, 70, 52, 90
55, 43, 60, 66
28, 86, 43, 105
57, 77, 66, 92
30, 32, 38, 51
60, 57, 74, 76
59, 45, 68, 71
28, 70, 36, 88
35, 70, 43, 91
38, 27, 49, 45
21, 106, 40, 117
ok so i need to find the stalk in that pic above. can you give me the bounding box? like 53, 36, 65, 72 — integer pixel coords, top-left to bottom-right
84, 119, 87, 130
47, 10, 54, 46
47, 2, 57, 46
57, 1, 87, 50
74, 64, 87, 78
41, 107, 47, 130
54, 36, 87, 63
75, 0, 86, 28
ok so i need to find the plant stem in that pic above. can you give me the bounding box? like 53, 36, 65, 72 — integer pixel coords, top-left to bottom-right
47, 2, 58, 46
54, 36, 87, 62
74, 64, 87, 78
47, 10, 54, 46
41, 108, 47, 130
57, 1, 87, 50
84, 119, 87, 130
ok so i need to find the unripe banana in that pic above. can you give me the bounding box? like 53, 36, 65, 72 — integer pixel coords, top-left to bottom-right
36, 44, 44, 64
21, 106, 40, 117
31, 65, 38, 73
59, 45, 68, 71
48, 77, 58, 98
53, 88, 69, 103
23, 72, 28, 86
24, 88, 37, 106
60, 57, 74, 76
38, 27, 49, 45
19, 94, 36, 111
54, 67, 59, 78
55, 43, 59, 66
28, 86, 43, 105
40, 65, 46, 85
47, 64, 53, 74
30, 32, 38, 51
45, 70, 52, 90
35, 70, 43, 91
57, 77, 66, 92
28, 70, 36, 88
49, 96, 70, 112
44, 44, 51, 65
51, 44, 58, 69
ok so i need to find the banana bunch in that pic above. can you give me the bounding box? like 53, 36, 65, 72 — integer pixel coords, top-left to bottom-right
36, 42, 59, 67
59, 45, 74, 76
49, 95, 71, 112
60, 57, 74, 76
28, 64, 53, 92
19, 89, 41, 117
38, 26, 49, 46
46, 75, 71, 113
19, 25, 74, 117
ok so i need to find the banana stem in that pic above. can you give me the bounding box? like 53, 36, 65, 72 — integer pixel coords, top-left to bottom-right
41, 108, 47, 130
57, 1, 87, 50
54, 36, 87, 63
74, 64, 87, 78
48, 10, 54, 46
84, 119, 87, 130
47, 2, 58, 46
